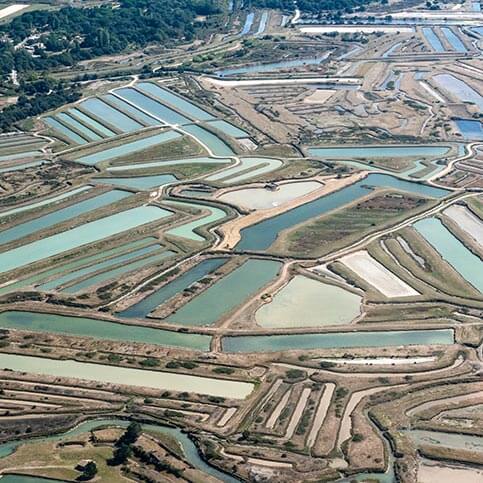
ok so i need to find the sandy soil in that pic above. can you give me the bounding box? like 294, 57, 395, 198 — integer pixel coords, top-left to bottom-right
444, 205, 483, 248
217, 173, 366, 250
300, 26, 413, 34
0, 4, 28, 20
217, 407, 237, 427
303, 90, 336, 104
307, 383, 335, 449
284, 387, 311, 440
418, 459, 483, 483
266, 388, 292, 429
204, 77, 361, 87
339, 250, 420, 298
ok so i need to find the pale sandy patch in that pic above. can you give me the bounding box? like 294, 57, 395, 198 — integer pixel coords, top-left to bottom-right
204, 76, 361, 87
418, 459, 483, 483
339, 250, 419, 298
266, 388, 292, 429
303, 89, 336, 104
307, 383, 335, 448
0, 4, 28, 20
316, 356, 436, 365
444, 205, 483, 248
248, 458, 293, 468
300, 26, 413, 34
285, 387, 311, 440
420, 81, 446, 103
217, 181, 322, 210
217, 407, 237, 426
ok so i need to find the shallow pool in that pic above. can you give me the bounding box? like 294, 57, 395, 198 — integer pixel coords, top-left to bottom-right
166, 259, 281, 326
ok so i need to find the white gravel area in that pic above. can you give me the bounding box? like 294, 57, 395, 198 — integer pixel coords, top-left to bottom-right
0, 4, 28, 19
444, 205, 483, 248
340, 250, 419, 298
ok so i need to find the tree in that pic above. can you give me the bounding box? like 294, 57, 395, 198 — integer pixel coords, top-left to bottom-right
77, 461, 98, 481
110, 443, 132, 465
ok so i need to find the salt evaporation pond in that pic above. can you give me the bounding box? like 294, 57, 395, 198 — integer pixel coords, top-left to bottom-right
102, 94, 159, 126
255, 276, 362, 328
0, 189, 130, 244
422, 27, 445, 52
80, 98, 143, 132
38, 244, 165, 291
433, 74, 483, 110
308, 145, 449, 158
0, 205, 172, 274
114, 88, 191, 125
454, 119, 483, 140
413, 217, 483, 291
0, 310, 210, 351
136, 82, 215, 121
236, 174, 450, 251
75, 131, 181, 165
95, 174, 177, 190
0, 353, 253, 399
164, 200, 227, 241
182, 124, 235, 156
55, 112, 103, 142
44, 117, 87, 145
223, 328, 454, 353
166, 259, 281, 326
64, 250, 174, 293
0, 238, 156, 296
215, 53, 330, 77
68, 107, 117, 137
119, 258, 228, 318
